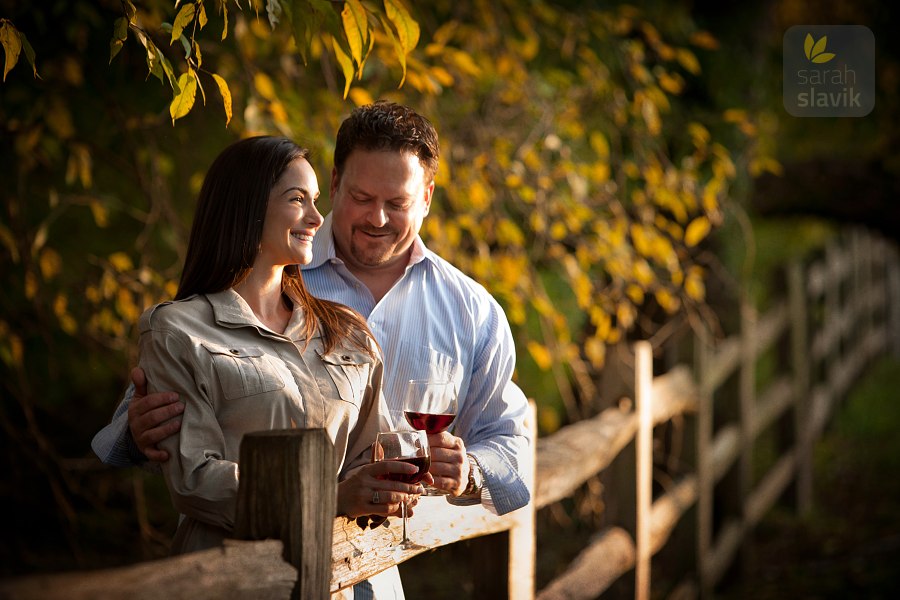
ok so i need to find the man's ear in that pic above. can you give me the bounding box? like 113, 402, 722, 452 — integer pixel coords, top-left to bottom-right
330, 167, 340, 199
423, 180, 435, 216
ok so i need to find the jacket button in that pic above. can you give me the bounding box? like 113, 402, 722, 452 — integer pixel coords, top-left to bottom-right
341, 355, 350, 361
230, 349, 239, 355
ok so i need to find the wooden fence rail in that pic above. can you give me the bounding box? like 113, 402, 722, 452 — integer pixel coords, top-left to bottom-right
1, 228, 897, 599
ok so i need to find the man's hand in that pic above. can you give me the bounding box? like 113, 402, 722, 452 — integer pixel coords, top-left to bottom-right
426, 431, 469, 496
128, 367, 183, 462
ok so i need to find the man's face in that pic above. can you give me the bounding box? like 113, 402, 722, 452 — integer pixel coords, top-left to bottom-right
330, 149, 434, 276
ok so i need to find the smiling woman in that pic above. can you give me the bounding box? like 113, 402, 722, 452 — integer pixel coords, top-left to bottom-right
116, 136, 414, 555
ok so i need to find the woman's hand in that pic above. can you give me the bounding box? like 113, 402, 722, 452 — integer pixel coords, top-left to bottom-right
336, 461, 433, 519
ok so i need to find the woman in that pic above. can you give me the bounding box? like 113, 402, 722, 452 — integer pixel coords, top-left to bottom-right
138, 136, 424, 554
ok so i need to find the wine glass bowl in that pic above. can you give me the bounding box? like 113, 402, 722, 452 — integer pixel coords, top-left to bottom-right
372, 430, 430, 550
403, 379, 457, 434
402, 379, 458, 496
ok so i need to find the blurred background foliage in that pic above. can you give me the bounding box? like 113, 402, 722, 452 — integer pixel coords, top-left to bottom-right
1, 0, 897, 582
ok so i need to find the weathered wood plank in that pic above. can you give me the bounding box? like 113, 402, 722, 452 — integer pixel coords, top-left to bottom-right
0, 540, 295, 600
329, 497, 523, 593
534, 366, 697, 509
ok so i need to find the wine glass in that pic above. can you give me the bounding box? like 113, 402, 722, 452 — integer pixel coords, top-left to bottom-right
403, 379, 457, 495
372, 429, 431, 550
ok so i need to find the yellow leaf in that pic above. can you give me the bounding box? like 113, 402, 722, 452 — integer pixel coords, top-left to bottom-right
804, 34, 815, 60
342, 0, 368, 75
526, 340, 553, 371
348, 87, 374, 107
109, 252, 133, 272
384, 0, 419, 54
169, 70, 197, 124
24, 271, 37, 300
332, 38, 354, 99
676, 48, 700, 75
1, 21, 22, 82
585, 336, 606, 368
253, 72, 276, 100
812, 53, 835, 64
171, 3, 196, 45
211, 73, 232, 127
684, 268, 705, 301
590, 131, 610, 160
39, 248, 62, 279
684, 216, 711, 247
689, 30, 719, 50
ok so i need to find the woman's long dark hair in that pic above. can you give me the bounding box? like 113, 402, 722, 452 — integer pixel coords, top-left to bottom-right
176, 136, 374, 355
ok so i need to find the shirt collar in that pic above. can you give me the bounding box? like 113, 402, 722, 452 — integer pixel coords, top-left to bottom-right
206, 288, 313, 340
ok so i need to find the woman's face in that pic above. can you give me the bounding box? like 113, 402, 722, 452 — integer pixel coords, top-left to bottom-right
257, 157, 323, 268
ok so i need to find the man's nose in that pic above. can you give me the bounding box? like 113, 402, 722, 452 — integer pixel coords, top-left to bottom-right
366, 204, 388, 227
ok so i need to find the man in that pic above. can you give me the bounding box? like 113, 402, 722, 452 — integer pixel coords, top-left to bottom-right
93, 101, 532, 597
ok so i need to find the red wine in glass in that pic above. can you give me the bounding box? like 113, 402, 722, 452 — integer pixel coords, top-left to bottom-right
382, 456, 431, 484
372, 430, 431, 550
403, 379, 458, 495
404, 411, 455, 434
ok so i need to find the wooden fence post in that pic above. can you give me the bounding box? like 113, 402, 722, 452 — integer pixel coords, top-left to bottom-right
234, 429, 336, 600
634, 341, 653, 600
472, 401, 537, 600
788, 260, 812, 514
695, 326, 714, 599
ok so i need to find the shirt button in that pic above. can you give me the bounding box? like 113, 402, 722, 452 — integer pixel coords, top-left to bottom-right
341, 355, 351, 361
230, 349, 239, 355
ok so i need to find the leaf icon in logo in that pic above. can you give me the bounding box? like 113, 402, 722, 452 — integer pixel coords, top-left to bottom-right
804, 33, 835, 63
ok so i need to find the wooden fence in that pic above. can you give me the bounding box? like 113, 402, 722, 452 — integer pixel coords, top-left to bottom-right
2, 228, 898, 599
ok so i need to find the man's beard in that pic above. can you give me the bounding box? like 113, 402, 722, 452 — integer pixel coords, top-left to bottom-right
349, 226, 396, 266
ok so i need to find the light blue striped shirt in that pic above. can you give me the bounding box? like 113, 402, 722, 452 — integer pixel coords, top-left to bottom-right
303, 214, 532, 516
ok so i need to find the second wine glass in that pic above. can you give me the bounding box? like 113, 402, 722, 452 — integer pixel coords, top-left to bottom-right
373, 429, 430, 550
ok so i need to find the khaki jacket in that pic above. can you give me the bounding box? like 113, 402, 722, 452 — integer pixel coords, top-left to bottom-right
139, 289, 390, 554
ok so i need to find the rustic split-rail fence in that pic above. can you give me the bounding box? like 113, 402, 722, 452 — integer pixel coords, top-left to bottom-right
2, 227, 897, 599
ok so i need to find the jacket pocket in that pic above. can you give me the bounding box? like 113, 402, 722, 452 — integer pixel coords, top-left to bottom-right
201, 342, 285, 400
319, 349, 373, 407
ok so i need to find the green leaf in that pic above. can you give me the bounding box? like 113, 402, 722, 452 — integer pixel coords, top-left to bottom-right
332, 37, 354, 99
135, 31, 164, 84
169, 70, 197, 124
109, 17, 129, 63
157, 48, 180, 93
212, 73, 232, 127
285, 0, 313, 64
1, 21, 22, 82
309, 0, 343, 40
171, 3, 196, 45
18, 29, 38, 79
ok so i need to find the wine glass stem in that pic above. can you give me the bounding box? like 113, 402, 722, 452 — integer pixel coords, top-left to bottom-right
401, 500, 409, 543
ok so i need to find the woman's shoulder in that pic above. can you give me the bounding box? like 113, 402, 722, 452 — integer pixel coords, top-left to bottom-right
139, 294, 212, 333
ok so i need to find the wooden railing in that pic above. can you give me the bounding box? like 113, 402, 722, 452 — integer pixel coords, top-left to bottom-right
2, 228, 897, 599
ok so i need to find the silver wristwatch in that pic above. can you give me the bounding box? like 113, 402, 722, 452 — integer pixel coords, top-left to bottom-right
462, 453, 483, 496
